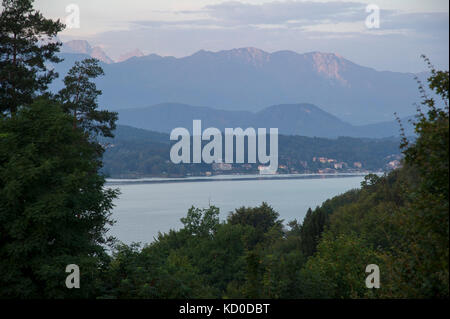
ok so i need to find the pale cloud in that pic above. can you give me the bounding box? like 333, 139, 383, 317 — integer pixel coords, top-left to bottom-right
202, 1, 367, 25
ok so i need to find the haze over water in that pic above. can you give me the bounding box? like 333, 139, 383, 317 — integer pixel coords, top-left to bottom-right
107, 175, 365, 244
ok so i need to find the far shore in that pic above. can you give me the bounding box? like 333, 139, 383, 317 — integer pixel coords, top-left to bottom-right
105, 172, 380, 186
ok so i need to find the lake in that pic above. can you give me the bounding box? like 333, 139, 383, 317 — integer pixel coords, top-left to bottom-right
106, 174, 366, 244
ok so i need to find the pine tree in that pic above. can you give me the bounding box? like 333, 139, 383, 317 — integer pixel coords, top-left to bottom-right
57, 58, 118, 138
0, 0, 64, 114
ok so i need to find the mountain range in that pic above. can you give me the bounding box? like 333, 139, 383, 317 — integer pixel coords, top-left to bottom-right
53, 41, 425, 126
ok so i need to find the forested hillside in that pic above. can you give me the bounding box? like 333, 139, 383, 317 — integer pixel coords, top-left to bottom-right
102, 126, 402, 178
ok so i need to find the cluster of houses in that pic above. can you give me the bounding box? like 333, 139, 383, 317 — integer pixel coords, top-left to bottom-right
205, 156, 369, 175
313, 157, 363, 170
190, 155, 402, 176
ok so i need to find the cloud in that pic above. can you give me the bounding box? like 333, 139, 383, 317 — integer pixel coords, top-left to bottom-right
130, 1, 448, 39
131, 1, 380, 29
132, 19, 219, 28
382, 12, 449, 36
203, 1, 369, 26
130, 1, 386, 31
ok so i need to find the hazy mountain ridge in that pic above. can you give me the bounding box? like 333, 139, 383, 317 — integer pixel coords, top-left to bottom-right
117, 49, 146, 63
117, 103, 414, 138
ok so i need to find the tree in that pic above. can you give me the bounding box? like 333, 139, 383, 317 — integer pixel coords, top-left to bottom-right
0, 99, 118, 298
298, 232, 382, 299
180, 205, 220, 237
227, 203, 283, 249
385, 57, 449, 298
229, 202, 281, 232
57, 58, 118, 138
0, 0, 64, 114
299, 207, 326, 257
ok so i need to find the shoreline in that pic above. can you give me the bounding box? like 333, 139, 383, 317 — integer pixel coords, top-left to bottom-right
106, 172, 378, 186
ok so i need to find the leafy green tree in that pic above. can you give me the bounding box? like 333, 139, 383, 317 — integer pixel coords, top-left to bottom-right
228, 202, 282, 248
299, 207, 326, 257
259, 231, 305, 299
202, 223, 247, 293
0, 99, 118, 298
0, 0, 64, 114
384, 57, 449, 298
298, 232, 382, 299
298, 189, 360, 258
180, 205, 220, 237
57, 58, 118, 137
360, 173, 380, 189
154, 250, 214, 298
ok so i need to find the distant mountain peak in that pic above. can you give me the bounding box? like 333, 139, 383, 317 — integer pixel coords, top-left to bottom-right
228, 47, 269, 56
61, 40, 113, 64
91, 46, 114, 64
304, 51, 349, 85
62, 40, 91, 54
117, 49, 145, 63
220, 47, 270, 66
191, 47, 271, 66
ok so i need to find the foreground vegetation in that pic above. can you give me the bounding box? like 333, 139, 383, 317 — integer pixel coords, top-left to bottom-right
0, 0, 448, 298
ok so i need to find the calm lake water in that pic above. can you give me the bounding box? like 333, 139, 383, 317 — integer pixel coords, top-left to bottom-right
107, 174, 366, 244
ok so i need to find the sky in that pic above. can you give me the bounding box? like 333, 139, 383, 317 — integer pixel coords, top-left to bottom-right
33, 0, 449, 73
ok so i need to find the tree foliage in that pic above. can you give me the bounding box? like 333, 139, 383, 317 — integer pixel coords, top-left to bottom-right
384, 57, 449, 297
0, 0, 64, 114
57, 58, 118, 138
0, 99, 118, 298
